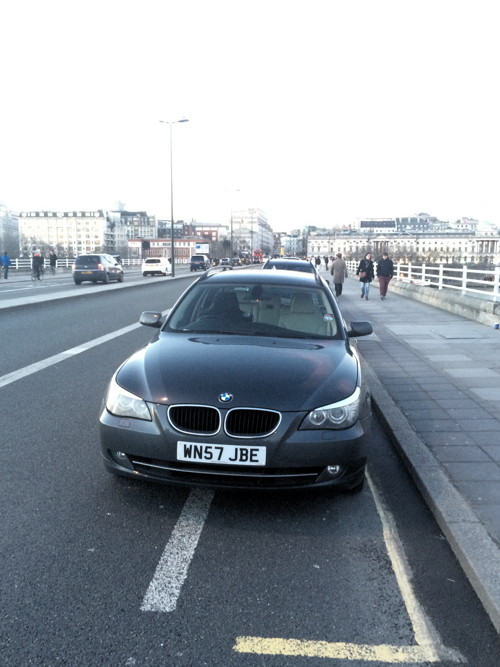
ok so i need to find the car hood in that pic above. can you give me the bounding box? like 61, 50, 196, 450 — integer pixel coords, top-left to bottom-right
116, 333, 359, 411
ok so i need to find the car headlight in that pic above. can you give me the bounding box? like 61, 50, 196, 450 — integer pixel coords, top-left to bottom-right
300, 387, 361, 430
105, 376, 152, 421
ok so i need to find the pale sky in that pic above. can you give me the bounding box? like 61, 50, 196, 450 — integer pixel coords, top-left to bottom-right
1, 0, 499, 232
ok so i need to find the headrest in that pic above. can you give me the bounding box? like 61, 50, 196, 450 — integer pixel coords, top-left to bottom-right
290, 293, 316, 314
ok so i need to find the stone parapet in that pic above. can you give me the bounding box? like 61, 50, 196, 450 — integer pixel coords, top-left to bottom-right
390, 279, 500, 327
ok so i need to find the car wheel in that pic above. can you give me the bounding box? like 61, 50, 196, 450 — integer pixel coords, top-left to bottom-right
117, 272, 124, 283
74, 279, 81, 285
103, 272, 110, 284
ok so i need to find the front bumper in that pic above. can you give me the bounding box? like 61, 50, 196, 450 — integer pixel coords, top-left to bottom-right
99, 403, 371, 491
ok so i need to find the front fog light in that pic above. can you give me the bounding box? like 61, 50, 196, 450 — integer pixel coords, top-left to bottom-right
317, 465, 345, 483
111, 451, 133, 470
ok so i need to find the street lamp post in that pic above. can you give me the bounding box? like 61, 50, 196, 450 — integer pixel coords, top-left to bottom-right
160, 118, 189, 278
227, 189, 240, 260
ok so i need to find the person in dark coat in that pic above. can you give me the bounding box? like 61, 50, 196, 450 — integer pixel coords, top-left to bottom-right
376, 252, 394, 300
49, 251, 58, 272
32, 252, 45, 280
356, 253, 375, 300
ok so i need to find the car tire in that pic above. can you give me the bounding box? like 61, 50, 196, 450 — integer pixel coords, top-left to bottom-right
103, 272, 110, 284
117, 272, 124, 283
74, 279, 81, 285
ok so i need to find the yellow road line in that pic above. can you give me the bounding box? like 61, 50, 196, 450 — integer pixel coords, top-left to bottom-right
234, 637, 459, 663
234, 472, 465, 663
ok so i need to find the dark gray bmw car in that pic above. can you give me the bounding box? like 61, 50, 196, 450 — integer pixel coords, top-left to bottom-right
99, 269, 373, 492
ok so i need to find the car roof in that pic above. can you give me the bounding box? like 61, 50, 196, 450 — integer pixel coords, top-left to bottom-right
75, 254, 104, 259
200, 268, 324, 288
263, 258, 316, 271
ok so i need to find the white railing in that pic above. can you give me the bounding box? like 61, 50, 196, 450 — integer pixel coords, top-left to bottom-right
6, 257, 143, 272
344, 260, 500, 301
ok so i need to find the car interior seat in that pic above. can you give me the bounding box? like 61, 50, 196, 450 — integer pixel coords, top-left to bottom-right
279, 292, 330, 335
209, 291, 246, 320
257, 294, 281, 325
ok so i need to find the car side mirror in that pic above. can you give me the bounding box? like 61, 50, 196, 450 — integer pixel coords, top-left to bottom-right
140, 311, 163, 328
347, 321, 373, 337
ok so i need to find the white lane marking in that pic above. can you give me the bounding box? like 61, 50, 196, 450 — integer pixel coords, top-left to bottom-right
141, 488, 214, 612
0, 323, 140, 389
366, 471, 440, 651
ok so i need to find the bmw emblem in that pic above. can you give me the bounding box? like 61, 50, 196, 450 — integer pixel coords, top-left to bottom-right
218, 393, 233, 403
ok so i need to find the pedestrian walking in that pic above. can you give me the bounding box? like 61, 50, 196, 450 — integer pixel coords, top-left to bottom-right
49, 250, 58, 274
376, 251, 394, 300
315, 256, 322, 269
323, 255, 329, 269
330, 253, 348, 297
32, 252, 45, 280
1, 251, 11, 279
356, 252, 374, 300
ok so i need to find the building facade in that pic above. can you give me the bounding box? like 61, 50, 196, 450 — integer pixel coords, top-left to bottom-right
107, 210, 157, 256
18, 209, 158, 258
231, 208, 273, 256
308, 231, 500, 265
128, 236, 208, 264
19, 210, 111, 257
0, 203, 19, 256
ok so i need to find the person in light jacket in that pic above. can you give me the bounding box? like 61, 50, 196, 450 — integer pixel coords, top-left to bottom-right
356, 253, 375, 300
330, 253, 348, 297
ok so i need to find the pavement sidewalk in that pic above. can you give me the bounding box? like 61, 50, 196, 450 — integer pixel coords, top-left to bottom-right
329, 271, 500, 634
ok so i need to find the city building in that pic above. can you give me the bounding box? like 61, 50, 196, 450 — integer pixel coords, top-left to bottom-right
231, 208, 274, 257
308, 231, 500, 265
107, 210, 157, 256
17, 209, 158, 258
0, 203, 19, 256
128, 236, 209, 264
19, 210, 111, 257
280, 231, 306, 257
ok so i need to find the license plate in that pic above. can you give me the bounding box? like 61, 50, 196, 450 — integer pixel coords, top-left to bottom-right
81, 271, 92, 274
177, 441, 266, 466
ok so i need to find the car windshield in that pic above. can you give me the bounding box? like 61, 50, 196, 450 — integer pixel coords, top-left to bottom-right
76, 256, 99, 265
166, 282, 340, 338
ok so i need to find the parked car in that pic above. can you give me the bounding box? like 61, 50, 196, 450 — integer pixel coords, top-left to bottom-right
100, 269, 373, 492
190, 255, 211, 271
262, 257, 318, 274
142, 257, 171, 277
231, 258, 241, 266
219, 258, 232, 269
72, 254, 124, 285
